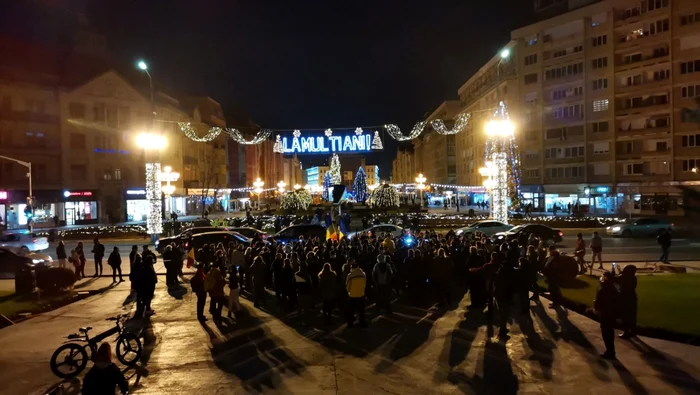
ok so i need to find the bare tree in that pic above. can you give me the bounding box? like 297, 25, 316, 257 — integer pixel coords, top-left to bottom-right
199, 147, 219, 217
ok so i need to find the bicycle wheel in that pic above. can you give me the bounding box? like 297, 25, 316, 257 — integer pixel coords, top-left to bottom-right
50, 343, 88, 379
116, 333, 142, 366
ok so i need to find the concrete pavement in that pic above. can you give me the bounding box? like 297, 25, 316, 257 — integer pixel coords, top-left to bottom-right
3, 281, 700, 394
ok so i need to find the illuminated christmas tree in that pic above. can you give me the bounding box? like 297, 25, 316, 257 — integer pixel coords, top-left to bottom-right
353, 167, 368, 202
329, 153, 342, 184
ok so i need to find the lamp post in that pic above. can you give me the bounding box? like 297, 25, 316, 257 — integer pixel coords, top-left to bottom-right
482, 103, 516, 224
136, 60, 155, 123
277, 180, 286, 206
0, 155, 32, 225
160, 166, 179, 217
415, 173, 427, 207
253, 178, 264, 209
136, 133, 166, 238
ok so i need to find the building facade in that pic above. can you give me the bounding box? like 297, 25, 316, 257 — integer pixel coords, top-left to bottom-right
391, 147, 416, 183
413, 100, 462, 185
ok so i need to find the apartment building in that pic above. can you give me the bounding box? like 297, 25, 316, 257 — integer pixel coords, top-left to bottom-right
391, 147, 416, 183
413, 100, 461, 185
245, 140, 302, 201
511, 0, 700, 215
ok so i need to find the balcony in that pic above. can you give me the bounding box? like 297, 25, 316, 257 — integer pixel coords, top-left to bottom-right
617, 125, 670, 139
615, 78, 670, 95
616, 147, 671, 160
615, 51, 669, 73
616, 96, 669, 116
617, 30, 670, 51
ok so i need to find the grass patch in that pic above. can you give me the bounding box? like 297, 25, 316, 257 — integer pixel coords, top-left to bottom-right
0, 291, 78, 320
540, 273, 700, 338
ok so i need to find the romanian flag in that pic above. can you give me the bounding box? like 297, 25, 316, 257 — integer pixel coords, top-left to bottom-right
186, 247, 195, 268
326, 223, 344, 241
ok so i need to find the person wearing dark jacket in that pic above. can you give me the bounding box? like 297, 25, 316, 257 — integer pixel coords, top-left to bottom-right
295, 263, 313, 326
250, 256, 268, 308
526, 245, 541, 301
92, 238, 105, 277
163, 245, 176, 288
318, 263, 337, 325
431, 249, 454, 308
81, 342, 128, 395
227, 265, 241, 319
470, 252, 501, 319
56, 241, 68, 269
594, 271, 620, 360
107, 246, 124, 283
494, 262, 514, 338
134, 254, 158, 317
516, 257, 536, 314
658, 229, 672, 264
543, 247, 563, 308
142, 245, 157, 265
615, 265, 638, 339
190, 265, 207, 321
466, 247, 486, 309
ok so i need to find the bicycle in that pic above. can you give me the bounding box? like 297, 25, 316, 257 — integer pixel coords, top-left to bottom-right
49, 313, 142, 379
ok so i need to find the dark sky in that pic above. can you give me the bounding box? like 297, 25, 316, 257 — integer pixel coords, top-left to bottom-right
1, 0, 534, 175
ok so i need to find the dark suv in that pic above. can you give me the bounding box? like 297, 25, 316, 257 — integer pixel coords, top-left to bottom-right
187, 231, 250, 260
156, 226, 230, 254
274, 224, 326, 244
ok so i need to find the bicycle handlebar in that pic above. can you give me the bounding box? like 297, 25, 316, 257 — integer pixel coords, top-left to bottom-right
105, 313, 129, 321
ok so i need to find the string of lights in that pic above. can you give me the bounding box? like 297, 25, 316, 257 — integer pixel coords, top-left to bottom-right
431, 113, 471, 135
384, 121, 426, 141
368, 184, 400, 208
145, 163, 163, 235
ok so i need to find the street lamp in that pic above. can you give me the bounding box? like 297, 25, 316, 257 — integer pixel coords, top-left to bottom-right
277, 180, 287, 193
483, 104, 516, 224
253, 178, 264, 209
294, 184, 301, 190
415, 173, 427, 207
160, 165, 179, 216
0, 155, 32, 225
136, 59, 155, 120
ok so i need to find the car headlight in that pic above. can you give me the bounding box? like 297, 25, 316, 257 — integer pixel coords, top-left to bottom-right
456, 230, 463, 235
612, 226, 621, 232
32, 259, 43, 264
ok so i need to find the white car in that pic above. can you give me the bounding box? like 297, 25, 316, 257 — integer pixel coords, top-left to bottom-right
456, 220, 513, 237
349, 224, 405, 239
0, 232, 50, 252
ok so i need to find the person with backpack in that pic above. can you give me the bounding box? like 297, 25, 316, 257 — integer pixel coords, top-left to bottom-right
372, 254, 394, 315
190, 265, 207, 321
107, 246, 123, 283
657, 228, 672, 264
594, 271, 620, 360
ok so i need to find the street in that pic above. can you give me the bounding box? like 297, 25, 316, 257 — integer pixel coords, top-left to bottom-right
2, 280, 700, 394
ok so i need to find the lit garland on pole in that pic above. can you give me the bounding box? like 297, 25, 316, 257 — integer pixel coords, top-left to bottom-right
226, 127, 272, 144
281, 189, 313, 211
145, 162, 163, 235
179, 122, 222, 142
371, 131, 383, 150
178, 122, 271, 144
368, 184, 400, 208
431, 113, 471, 135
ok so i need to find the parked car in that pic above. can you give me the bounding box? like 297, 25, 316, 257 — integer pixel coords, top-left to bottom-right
186, 231, 251, 261
229, 227, 268, 241
456, 220, 513, 237
606, 218, 673, 237
493, 224, 563, 245
156, 226, 231, 253
274, 224, 326, 244
0, 246, 54, 279
348, 224, 405, 239
0, 232, 49, 252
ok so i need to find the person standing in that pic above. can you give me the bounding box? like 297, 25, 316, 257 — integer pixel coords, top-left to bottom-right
345, 260, 367, 328
56, 241, 67, 269
204, 262, 226, 320
657, 229, 672, 264
107, 246, 124, 283
594, 271, 620, 360
431, 248, 454, 308
616, 265, 638, 339
590, 231, 603, 270
142, 245, 157, 266
294, 263, 313, 326
372, 254, 394, 315
76, 241, 86, 279
141, 254, 158, 316
163, 245, 176, 288
227, 265, 241, 319
544, 246, 563, 309
190, 265, 207, 321
575, 233, 586, 274
318, 263, 337, 325
250, 256, 267, 308
130, 254, 146, 316
91, 238, 105, 277
81, 342, 128, 395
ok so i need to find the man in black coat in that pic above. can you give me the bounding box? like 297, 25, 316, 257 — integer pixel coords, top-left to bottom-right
657, 229, 672, 264
595, 271, 620, 360
92, 238, 105, 277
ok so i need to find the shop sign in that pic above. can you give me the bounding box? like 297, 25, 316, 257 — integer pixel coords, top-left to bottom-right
63, 191, 93, 198
126, 189, 147, 196
595, 186, 609, 194
0, 191, 7, 200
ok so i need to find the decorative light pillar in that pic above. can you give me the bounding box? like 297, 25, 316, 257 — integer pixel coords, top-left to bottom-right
136, 133, 166, 237
482, 101, 517, 224
415, 173, 427, 207
253, 178, 264, 209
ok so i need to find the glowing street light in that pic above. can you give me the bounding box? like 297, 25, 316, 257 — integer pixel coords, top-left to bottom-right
135, 133, 167, 237
136, 132, 167, 149
277, 180, 287, 193
160, 165, 180, 215
485, 119, 515, 137
294, 183, 301, 190
500, 48, 511, 59
415, 173, 427, 208
253, 178, 264, 209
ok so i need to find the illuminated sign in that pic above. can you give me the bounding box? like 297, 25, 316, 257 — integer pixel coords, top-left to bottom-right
126, 189, 147, 196
63, 191, 93, 198
595, 186, 609, 194
282, 133, 374, 154
0, 191, 7, 200
94, 148, 131, 155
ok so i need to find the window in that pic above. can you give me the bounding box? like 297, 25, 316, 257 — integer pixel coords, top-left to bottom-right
680, 60, 700, 74
592, 78, 608, 90
574, 45, 583, 53
552, 104, 584, 119
593, 142, 610, 154
552, 49, 567, 58
592, 57, 608, 69
526, 169, 540, 178
593, 163, 610, 175
114, 169, 122, 180
544, 62, 584, 81
70, 165, 87, 181
624, 163, 644, 175
593, 99, 609, 112
681, 12, 700, 26
526, 36, 538, 46
682, 159, 700, 172
682, 85, 700, 98
524, 54, 538, 66
626, 74, 642, 86
624, 53, 643, 64
25, 99, 46, 114
646, 19, 669, 36
681, 134, 700, 147
546, 166, 584, 179
69, 133, 86, 149
93, 103, 105, 122
545, 146, 584, 158
626, 7, 641, 18
592, 35, 607, 47
524, 73, 538, 85
592, 121, 609, 133
645, 0, 668, 12
653, 69, 670, 81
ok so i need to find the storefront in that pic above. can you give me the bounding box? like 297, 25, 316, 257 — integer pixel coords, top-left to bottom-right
63, 190, 99, 225
579, 186, 617, 215
0, 189, 63, 229
616, 184, 684, 216
124, 189, 148, 222
520, 185, 544, 210
185, 189, 232, 215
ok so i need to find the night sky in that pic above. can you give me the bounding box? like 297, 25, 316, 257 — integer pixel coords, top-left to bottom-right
1, 0, 534, 175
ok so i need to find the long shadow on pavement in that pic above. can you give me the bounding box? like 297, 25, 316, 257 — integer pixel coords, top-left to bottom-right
201, 308, 305, 393
515, 313, 555, 380
531, 303, 611, 382
628, 337, 700, 394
